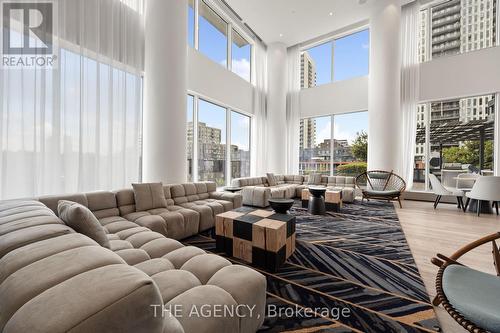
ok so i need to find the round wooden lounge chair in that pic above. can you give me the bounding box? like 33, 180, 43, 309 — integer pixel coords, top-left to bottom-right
355, 170, 406, 208
432, 232, 500, 333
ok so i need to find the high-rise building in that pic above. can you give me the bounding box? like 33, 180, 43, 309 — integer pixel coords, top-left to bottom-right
299, 119, 317, 149
299, 51, 318, 150
300, 51, 316, 89
418, 0, 497, 126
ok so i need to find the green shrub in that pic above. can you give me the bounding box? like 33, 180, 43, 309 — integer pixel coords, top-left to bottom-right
336, 162, 367, 177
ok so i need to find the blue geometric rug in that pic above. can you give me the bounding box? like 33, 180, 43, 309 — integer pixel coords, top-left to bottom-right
185, 200, 440, 333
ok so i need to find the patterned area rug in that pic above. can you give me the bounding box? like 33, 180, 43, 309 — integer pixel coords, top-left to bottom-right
185, 200, 440, 333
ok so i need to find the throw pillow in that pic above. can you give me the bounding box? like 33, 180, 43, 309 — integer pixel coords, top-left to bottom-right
308, 173, 322, 185
132, 182, 167, 211
266, 173, 277, 186
58, 200, 110, 248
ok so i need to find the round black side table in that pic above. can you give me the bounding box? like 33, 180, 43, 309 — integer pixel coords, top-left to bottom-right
223, 187, 242, 193
308, 186, 326, 215
268, 199, 294, 214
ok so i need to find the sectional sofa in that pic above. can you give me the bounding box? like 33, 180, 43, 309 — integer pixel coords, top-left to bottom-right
0, 182, 266, 333
231, 174, 357, 207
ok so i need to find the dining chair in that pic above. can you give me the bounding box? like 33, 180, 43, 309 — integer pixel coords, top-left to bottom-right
456, 173, 480, 191
429, 174, 465, 210
465, 176, 500, 216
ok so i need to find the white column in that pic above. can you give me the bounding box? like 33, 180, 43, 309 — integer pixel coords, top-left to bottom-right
368, 0, 402, 173
266, 43, 288, 174
143, 0, 187, 183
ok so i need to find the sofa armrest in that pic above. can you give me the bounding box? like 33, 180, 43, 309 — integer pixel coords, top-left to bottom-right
241, 186, 271, 207
209, 191, 243, 208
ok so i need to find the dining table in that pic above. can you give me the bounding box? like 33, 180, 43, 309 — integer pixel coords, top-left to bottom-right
453, 176, 493, 214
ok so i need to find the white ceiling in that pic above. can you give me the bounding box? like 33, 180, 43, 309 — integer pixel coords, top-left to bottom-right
225, 0, 379, 46
225, 0, 417, 46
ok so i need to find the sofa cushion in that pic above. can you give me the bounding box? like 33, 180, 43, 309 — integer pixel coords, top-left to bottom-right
86, 191, 119, 219
152, 269, 201, 303
443, 264, 500, 333
307, 173, 322, 185
57, 200, 110, 248
266, 173, 277, 186
132, 183, 167, 212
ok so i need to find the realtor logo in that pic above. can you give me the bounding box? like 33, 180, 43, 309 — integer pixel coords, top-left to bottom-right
1, 0, 57, 68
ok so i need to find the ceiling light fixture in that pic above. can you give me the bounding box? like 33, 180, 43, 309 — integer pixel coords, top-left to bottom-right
329, 12, 333, 16
279, 33, 283, 37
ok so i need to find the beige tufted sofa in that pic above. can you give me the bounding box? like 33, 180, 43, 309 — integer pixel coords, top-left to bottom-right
38, 182, 242, 241
232, 174, 358, 207
0, 186, 266, 333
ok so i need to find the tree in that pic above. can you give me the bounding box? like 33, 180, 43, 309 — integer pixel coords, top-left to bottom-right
442, 140, 493, 169
351, 131, 368, 162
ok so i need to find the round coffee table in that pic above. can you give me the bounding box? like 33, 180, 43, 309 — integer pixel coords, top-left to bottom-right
308, 186, 326, 215
268, 199, 294, 214
223, 187, 242, 193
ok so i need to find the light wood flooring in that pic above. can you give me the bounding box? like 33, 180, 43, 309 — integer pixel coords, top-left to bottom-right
396, 199, 500, 333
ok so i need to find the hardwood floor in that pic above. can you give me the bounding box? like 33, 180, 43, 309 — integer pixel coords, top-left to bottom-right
396, 199, 500, 333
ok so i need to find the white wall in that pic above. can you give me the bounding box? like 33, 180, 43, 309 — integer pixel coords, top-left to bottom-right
299, 76, 368, 118
420, 46, 500, 102
187, 47, 254, 113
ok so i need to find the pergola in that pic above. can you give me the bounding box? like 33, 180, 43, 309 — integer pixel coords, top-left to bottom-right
415, 119, 495, 170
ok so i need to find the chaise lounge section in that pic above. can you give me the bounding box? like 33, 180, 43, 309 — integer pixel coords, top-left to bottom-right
0, 188, 266, 333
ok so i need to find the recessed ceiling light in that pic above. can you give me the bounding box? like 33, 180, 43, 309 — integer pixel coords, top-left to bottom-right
329, 12, 333, 16
279, 33, 283, 37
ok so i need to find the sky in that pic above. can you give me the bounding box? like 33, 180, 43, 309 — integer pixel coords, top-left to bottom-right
188, 7, 369, 150
315, 112, 368, 146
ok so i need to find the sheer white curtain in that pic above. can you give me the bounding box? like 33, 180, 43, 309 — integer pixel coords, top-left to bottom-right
251, 42, 268, 176
285, 46, 301, 174
0, 0, 144, 199
400, 1, 420, 190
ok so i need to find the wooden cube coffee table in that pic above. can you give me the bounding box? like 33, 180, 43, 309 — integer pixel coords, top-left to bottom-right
301, 188, 343, 212
215, 208, 296, 272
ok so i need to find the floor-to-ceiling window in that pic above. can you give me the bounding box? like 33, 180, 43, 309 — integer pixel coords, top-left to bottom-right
333, 29, 370, 82
187, 0, 253, 83
231, 29, 252, 81
413, 94, 496, 191
299, 116, 331, 175
187, 95, 195, 181
301, 28, 369, 89
197, 99, 227, 186
187, 95, 252, 186
299, 111, 368, 176
199, 0, 228, 67
333, 112, 369, 175
419, 0, 498, 62
188, 0, 195, 48
230, 111, 251, 179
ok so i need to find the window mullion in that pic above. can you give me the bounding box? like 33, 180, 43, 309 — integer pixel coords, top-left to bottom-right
424, 103, 430, 191
227, 23, 232, 71
193, 95, 199, 182
494, 93, 500, 176
331, 41, 335, 83
226, 108, 231, 186
330, 115, 335, 176
194, 0, 199, 50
